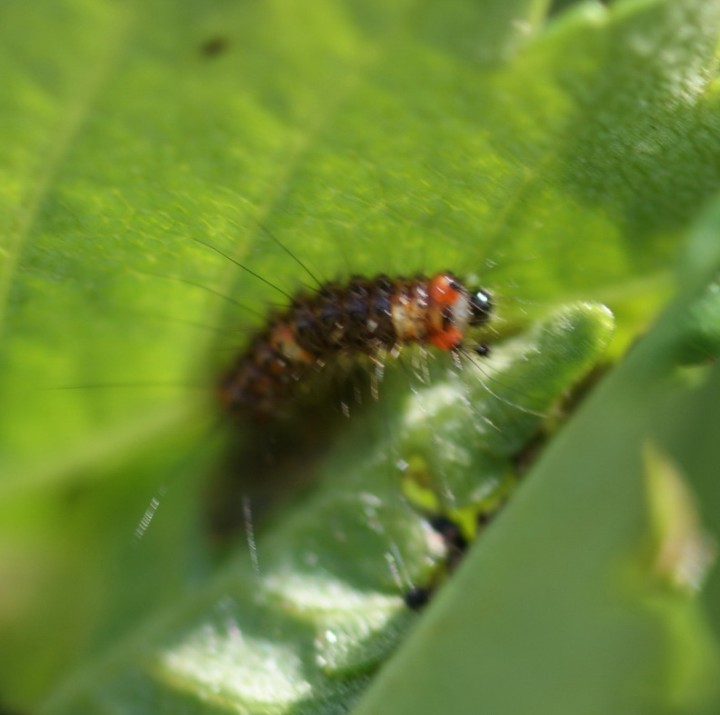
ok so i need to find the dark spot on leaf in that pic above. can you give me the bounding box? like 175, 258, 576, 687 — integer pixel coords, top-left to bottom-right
199, 36, 230, 58
404, 586, 432, 610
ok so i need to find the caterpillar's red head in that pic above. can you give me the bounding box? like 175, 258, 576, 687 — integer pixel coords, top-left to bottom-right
427, 273, 492, 351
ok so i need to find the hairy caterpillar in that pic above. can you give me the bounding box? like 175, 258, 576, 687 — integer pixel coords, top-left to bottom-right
36, 229, 615, 714
217, 271, 493, 419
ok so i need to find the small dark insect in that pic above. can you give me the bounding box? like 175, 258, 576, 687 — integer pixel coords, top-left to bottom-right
404, 514, 475, 610
217, 272, 493, 419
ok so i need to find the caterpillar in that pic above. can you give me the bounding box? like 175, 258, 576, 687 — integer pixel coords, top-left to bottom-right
217, 271, 493, 419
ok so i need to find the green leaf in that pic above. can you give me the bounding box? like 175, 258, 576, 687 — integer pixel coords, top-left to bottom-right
35, 302, 614, 715
352, 198, 720, 715
2, 0, 720, 712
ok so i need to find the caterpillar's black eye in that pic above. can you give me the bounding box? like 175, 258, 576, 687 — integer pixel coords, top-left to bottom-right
469, 289, 492, 326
